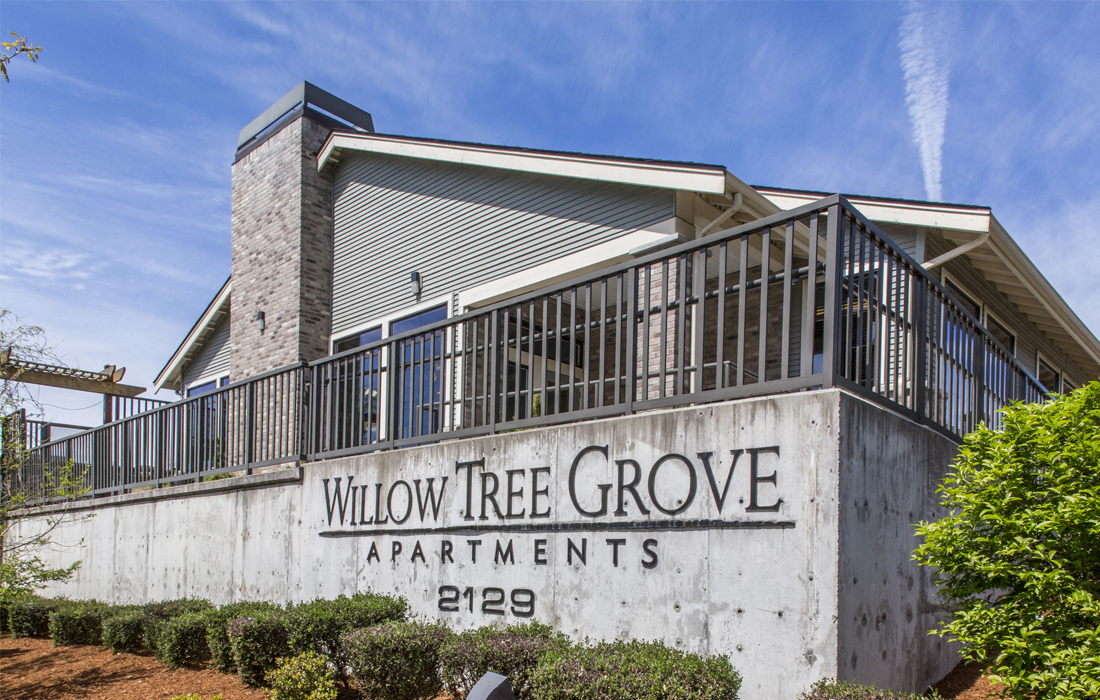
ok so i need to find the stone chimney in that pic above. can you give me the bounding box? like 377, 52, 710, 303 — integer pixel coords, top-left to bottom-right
229, 83, 374, 380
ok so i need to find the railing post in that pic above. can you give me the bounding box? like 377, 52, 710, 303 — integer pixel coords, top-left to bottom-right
489, 309, 499, 434
822, 203, 844, 388
245, 380, 255, 475
387, 339, 399, 450
625, 266, 637, 415
973, 332, 986, 429
913, 281, 928, 424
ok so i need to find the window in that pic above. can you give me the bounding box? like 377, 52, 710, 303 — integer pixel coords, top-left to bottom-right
391, 304, 448, 336
1037, 356, 1061, 394
1063, 378, 1078, 394
186, 375, 228, 397
944, 278, 981, 320
334, 326, 382, 354
985, 314, 1016, 355
392, 304, 449, 439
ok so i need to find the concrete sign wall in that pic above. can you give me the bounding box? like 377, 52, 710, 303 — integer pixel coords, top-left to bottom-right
15, 390, 959, 699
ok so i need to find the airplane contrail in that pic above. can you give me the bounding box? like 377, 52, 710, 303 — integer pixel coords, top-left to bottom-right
899, 1, 950, 202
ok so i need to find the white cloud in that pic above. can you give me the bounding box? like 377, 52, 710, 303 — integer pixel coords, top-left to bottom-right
898, 1, 951, 202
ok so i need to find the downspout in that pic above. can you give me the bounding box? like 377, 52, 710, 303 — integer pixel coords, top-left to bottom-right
921, 228, 990, 271
697, 192, 743, 238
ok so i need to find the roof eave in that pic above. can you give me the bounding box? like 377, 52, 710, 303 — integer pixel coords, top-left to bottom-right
153, 279, 232, 393
317, 132, 728, 194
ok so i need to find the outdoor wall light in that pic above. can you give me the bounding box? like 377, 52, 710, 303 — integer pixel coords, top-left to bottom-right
410, 271, 422, 297
256, 310, 266, 332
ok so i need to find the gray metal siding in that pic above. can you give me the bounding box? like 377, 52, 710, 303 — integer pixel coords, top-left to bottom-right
183, 313, 231, 388
876, 222, 919, 259
331, 152, 675, 337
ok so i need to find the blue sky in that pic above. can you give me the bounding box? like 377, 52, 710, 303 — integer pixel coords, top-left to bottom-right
2, 1, 1099, 425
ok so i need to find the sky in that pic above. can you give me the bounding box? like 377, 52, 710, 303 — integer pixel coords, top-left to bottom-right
1, 1, 1099, 426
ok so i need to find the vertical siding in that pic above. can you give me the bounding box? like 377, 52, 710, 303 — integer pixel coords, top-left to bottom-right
183, 313, 232, 388
331, 152, 674, 337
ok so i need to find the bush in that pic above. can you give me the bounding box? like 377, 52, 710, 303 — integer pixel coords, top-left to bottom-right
268, 651, 339, 700
529, 639, 742, 700
285, 593, 408, 683
441, 621, 569, 700
915, 382, 1100, 700
798, 679, 939, 700
102, 608, 149, 654
227, 610, 290, 686
154, 611, 213, 668
342, 620, 452, 700
206, 601, 280, 674
48, 603, 106, 645
8, 595, 72, 638
142, 598, 214, 652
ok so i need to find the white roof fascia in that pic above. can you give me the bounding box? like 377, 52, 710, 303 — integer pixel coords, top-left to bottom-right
318, 133, 728, 195
985, 216, 1100, 369
153, 281, 232, 393
759, 189, 991, 233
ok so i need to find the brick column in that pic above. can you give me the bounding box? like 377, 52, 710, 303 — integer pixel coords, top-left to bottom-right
230, 115, 334, 380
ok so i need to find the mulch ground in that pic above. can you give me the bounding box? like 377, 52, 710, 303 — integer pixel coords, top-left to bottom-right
2, 635, 1001, 699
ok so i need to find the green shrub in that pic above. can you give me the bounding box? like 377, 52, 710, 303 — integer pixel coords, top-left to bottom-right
268, 651, 339, 700
341, 620, 452, 700
48, 603, 106, 645
141, 598, 214, 652
206, 601, 280, 673
102, 608, 149, 654
154, 611, 213, 668
143, 598, 214, 621
8, 595, 72, 638
441, 621, 569, 700
798, 679, 939, 699
915, 382, 1100, 700
529, 639, 742, 700
227, 610, 290, 686
285, 593, 408, 683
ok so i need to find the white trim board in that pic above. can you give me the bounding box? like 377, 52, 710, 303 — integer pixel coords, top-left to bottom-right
757, 190, 992, 234
154, 280, 231, 393
319, 133, 728, 195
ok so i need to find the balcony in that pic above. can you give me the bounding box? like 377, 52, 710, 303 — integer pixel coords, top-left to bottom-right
7, 196, 1045, 502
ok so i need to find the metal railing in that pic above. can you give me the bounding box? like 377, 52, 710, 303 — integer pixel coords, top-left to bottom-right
9, 196, 1048, 503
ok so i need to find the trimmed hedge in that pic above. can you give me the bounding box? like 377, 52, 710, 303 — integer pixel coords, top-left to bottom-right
228, 610, 290, 686
799, 680, 941, 700
142, 598, 213, 650
342, 620, 452, 700
268, 651, 339, 700
48, 603, 107, 646
441, 621, 568, 700
206, 601, 280, 674
285, 593, 408, 683
529, 639, 742, 700
8, 596, 73, 638
102, 608, 148, 654
154, 611, 213, 668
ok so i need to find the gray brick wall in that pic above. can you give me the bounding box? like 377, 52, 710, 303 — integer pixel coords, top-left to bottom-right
230, 115, 334, 380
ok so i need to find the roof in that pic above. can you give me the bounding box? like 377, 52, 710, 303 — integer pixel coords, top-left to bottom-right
756, 186, 1100, 379
153, 277, 231, 393
317, 131, 730, 195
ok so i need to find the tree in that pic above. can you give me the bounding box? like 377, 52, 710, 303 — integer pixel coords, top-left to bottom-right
0, 33, 42, 82
0, 309, 83, 605
914, 382, 1100, 700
